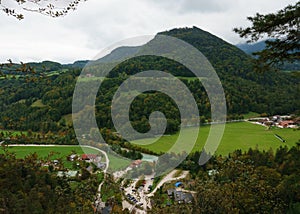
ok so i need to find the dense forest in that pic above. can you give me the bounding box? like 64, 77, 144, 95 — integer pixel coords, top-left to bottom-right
0, 150, 100, 213
150, 143, 300, 213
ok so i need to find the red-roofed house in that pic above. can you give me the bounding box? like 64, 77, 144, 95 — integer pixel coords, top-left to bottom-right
131, 159, 142, 167
278, 120, 296, 128
82, 154, 98, 161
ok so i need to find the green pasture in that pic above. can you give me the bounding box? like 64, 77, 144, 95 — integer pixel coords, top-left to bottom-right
107, 153, 131, 171
242, 112, 261, 119
0, 146, 99, 159
131, 122, 300, 156
0, 145, 131, 171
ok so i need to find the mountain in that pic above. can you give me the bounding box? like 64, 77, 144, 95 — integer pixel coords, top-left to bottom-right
65, 60, 89, 69
97, 46, 141, 63
236, 40, 267, 55
0, 26, 299, 137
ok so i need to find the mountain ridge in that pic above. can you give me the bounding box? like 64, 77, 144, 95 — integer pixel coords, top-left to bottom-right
0, 26, 298, 135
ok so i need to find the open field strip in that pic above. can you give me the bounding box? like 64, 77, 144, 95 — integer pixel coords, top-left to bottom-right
0, 144, 131, 171
131, 122, 300, 155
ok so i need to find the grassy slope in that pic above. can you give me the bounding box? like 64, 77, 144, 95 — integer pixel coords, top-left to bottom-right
131, 122, 300, 155
242, 112, 261, 119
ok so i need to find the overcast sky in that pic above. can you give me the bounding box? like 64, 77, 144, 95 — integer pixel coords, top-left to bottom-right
0, 0, 297, 63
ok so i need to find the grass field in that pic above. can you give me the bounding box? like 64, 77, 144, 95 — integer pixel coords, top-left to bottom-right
242, 112, 261, 119
107, 153, 131, 171
1, 122, 298, 169
0, 145, 132, 171
131, 122, 300, 156
0, 146, 99, 159
77, 77, 105, 82
0, 146, 101, 169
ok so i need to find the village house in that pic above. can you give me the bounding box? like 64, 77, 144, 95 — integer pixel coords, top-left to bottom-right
67, 154, 78, 161
131, 159, 142, 168
167, 182, 194, 204
249, 115, 299, 129
278, 120, 296, 128
167, 188, 194, 204
81, 154, 100, 162
57, 170, 78, 178
81, 154, 106, 170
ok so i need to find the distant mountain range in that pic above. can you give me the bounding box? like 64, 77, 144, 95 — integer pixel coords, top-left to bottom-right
236, 40, 299, 71
236, 41, 267, 55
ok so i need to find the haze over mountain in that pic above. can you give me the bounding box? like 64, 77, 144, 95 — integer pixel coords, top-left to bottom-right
236, 41, 267, 55
236, 40, 300, 71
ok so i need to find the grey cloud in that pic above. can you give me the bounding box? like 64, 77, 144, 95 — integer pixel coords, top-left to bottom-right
146, 0, 231, 13
0, 0, 296, 63
179, 0, 231, 13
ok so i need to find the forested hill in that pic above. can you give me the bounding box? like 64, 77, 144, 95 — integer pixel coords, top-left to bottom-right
0, 26, 299, 143
159, 26, 252, 77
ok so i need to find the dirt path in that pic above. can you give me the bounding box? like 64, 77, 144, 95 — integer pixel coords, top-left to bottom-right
147, 170, 189, 197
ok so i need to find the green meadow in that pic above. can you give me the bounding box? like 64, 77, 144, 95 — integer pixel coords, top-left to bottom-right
0, 145, 131, 171
131, 122, 300, 155
107, 153, 131, 171
1, 122, 298, 168
0, 146, 99, 159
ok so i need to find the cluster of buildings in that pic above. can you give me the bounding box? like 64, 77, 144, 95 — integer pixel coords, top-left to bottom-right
81, 154, 106, 169
249, 115, 299, 129
56, 153, 106, 178
166, 182, 194, 205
